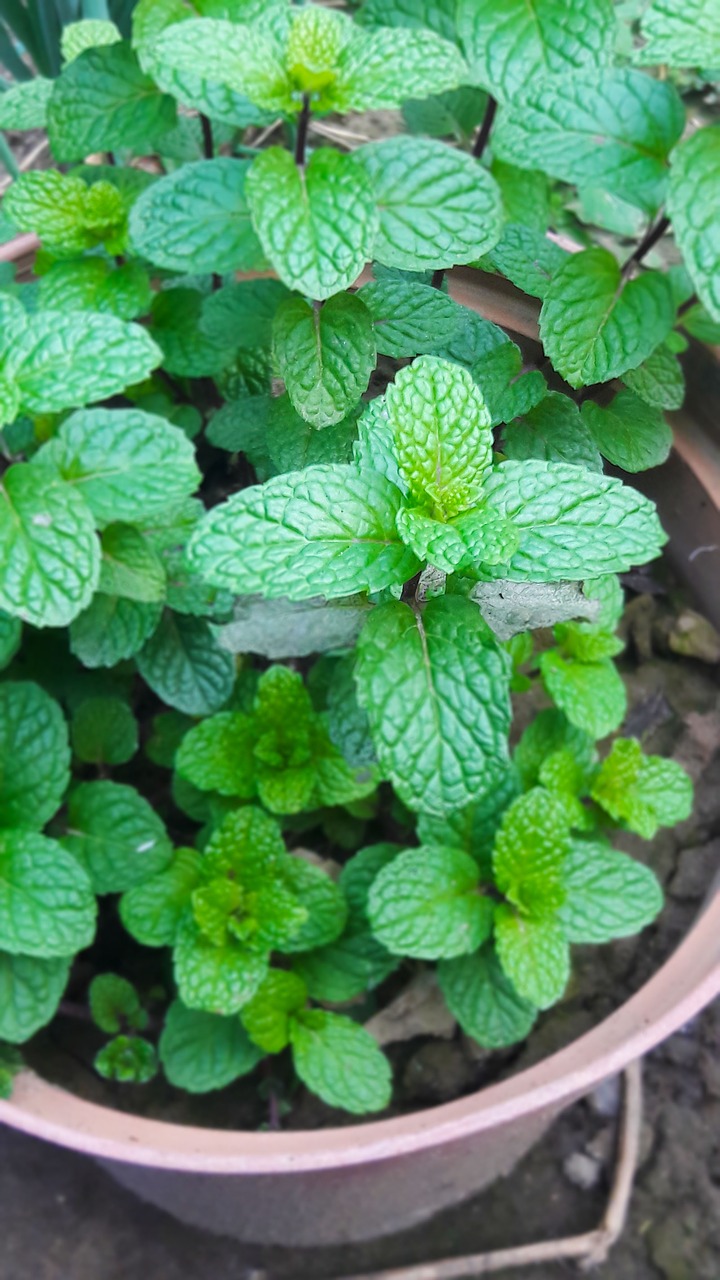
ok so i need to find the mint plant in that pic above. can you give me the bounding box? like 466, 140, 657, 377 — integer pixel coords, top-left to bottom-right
0, 0, 712, 1117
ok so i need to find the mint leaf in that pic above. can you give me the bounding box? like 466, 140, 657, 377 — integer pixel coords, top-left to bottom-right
71, 697, 138, 766
494, 905, 570, 1009
273, 293, 375, 429
558, 839, 663, 943
61, 19, 122, 63
38, 259, 153, 322
266, 396, 359, 474
0, 682, 69, 830
502, 392, 602, 472
64, 780, 173, 895
470, 580, 596, 640
275, 858, 348, 953
438, 945, 537, 1048
0, 952, 71, 1044
150, 288, 234, 379
480, 460, 667, 580
246, 147, 378, 300
540, 651, 626, 738
136, 612, 235, 716
339, 27, 467, 112
290, 1009, 392, 1114
240, 971, 308, 1053
479, 223, 569, 299
0, 464, 100, 630
581, 390, 673, 472
395, 509, 467, 573
89, 973, 146, 1034
368, 845, 493, 959
120, 848, 201, 947
492, 161, 550, 231
493, 789, 570, 916
358, 0, 458, 40
636, 0, 720, 68
0, 613, 21, 672
160, 1000, 262, 1092
353, 397, 408, 494
514, 708, 595, 789
48, 41, 176, 162
187, 465, 419, 602
129, 158, 265, 275
539, 249, 674, 387
403, 86, 488, 146
94, 1035, 157, 1083
355, 137, 502, 270
0, 830, 96, 959
212, 594, 371, 660
591, 737, 693, 838
4, 171, 123, 256
355, 596, 512, 817
457, 0, 616, 102
176, 712, 255, 798
417, 769, 521, 877
0, 78, 53, 130
99, 524, 166, 605
385, 356, 492, 517
173, 919, 268, 1015
358, 279, 462, 358
622, 343, 685, 411
70, 596, 162, 669
667, 127, 720, 322
470, 343, 547, 429
145, 16, 291, 115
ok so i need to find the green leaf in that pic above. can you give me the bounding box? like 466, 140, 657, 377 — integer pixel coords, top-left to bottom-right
240, 971, 308, 1053
89, 973, 146, 1033
273, 293, 375, 429
160, 1000, 261, 1092
70, 596, 162, 669
438, 944, 537, 1048
622, 343, 685, 412
187, 464, 419, 602
358, 0, 458, 41
176, 712, 255, 798
667, 127, 720, 323
48, 41, 176, 163
0, 78, 53, 130
353, 397, 407, 494
98, 524, 165, 604
0, 830, 96, 959
94, 1035, 157, 1083
395, 509, 467, 574
355, 136, 503, 270
246, 147, 378, 301
502, 392, 602, 472
290, 1009, 392, 1114
514, 708, 595, 789
0, 613, 22, 672
39, 408, 199, 526
368, 845, 492, 959
4, 171, 123, 256
417, 770, 521, 877
457, 0, 616, 102
61, 19, 122, 63
70, 697, 138, 767
470, 343, 547, 429
340, 27, 468, 113
480, 460, 667, 581
491, 161, 550, 231
558, 838, 663, 943
136, 612, 236, 717
591, 737, 693, 838
0, 952, 70, 1044
265, 396, 359, 475
403, 86, 487, 145
539, 249, 675, 388
120, 847, 201, 947
636, 0, 720, 68
280, 857, 350, 954
129, 158, 265, 275
358, 278, 463, 358
0, 682, 70, 830
64, 780, 173, 895
479, 223, 569, 300
385, 355, 492, 517
581, 390, 673, 472
355, 596, 512, 817
494, 69, 684, 213
38, 259, 153, 322
173, 919, 268, 1015
149, 288, 234, 379
494, 905, 569, 1009
493, 789, 570, 916
540, 651, 626, 738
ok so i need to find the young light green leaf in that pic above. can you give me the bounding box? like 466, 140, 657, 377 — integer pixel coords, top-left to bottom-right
290, 1009, 392, 1114
622, 343, 685, 411
94, 1035, 157, 1084
136, 612, 236, 717
502, 392, 602, 472
173, 919, 268, 1016
246, 147, 378, 300
494, 905, 570, 1009
354, 136, 503, 270
667, 127, 720, 323
240, 971, 308, 1053
120, 847, 201, 947
176, 712, 256, 798
540, 651, 627, 739
61, 18, 122, 63
457, 0, 616, 102
395, 509, 467, 573
591, 737, 693, 838
0, 78, 53, 130
129, 158, 265, 275
558, 839, 663, 943
71, 697, 138, 767
636, 0, 720, 68
438, 945, 537, 1048
581, 390, 673, 472
493, 789, 570, 916
0, 465, 99, 629
358, 279, 463, 358
514, 708, 595, 789
338, 27, 467, 113
273, 293, 375, 429
70, 596, 162, 669
368, 845, 493, 959
160, 1000, 262, 1092
539, 249, 675, 387
355, 596, 512, 817
187, 465, 419, 602
4, 171, 123, 256
38, 259, 153, 323
0, 831, 96, 959
64, 780, 173, 895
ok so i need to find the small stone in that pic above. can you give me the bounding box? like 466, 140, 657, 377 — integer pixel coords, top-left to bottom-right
667, 609, 720, 664
588, 1074, 622, 1119
365, 972, 456, 1047
585, 1125, 614, 1165
562, 1151, 603, 1191
401, 1040, 475, 1103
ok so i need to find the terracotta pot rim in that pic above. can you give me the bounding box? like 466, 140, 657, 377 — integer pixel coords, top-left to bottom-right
0, 241, 718, 1176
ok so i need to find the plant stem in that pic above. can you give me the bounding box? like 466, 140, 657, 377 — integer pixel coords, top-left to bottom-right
471, 95, 497, 161
677, 292, 698, 318
200, 113, 214, 161
401, 571, 422, 603
622, 213, 670, 277
294, 93, 311, 167
430, 268, 446, 290
0, 132, 20, 180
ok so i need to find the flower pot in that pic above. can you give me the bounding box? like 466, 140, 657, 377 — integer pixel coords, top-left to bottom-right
1, 249, 719, 1247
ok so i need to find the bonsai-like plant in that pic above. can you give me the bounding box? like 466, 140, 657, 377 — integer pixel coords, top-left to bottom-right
0, 0, 715, 1115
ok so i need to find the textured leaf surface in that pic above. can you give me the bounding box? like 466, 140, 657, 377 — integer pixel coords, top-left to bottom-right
539, 249, 675, 387
136, 612, 235, 716
98, 524, 165, 605
470, 343, 547, 429
266, 397, 359, 475
668, 127, 720, 323
514, 708, 595, 789
277, 858, 349, 954
0, 78, 53, 130
339, 27, 467, 113
471, 580, 597, 641
581, 390, 673, 472
240, 971, 308, 1054
120, 848, 201, 947
246, 147, 377, 300
173, 920, 268, 1015
65, 780, 173, 895
0, 465, 99, 629
494, 906, 569, 1009
493, 789, 570, 916
558, 839, 663, 943
71, 697, 138, 766
479, 223, 568, 299
481, 460, 667, 581
273, 293, 375, 429
176, 712, 255, 799
438, 945, 537, 1047
355, 597, 512, 816
187, 465, 419, 602
160, 1000, 261, 1092
503, 393, 602, 472
354, 136, 503, 270
368, 846, 492, 959
591, 737, 693, 838
290, 1010, 391, 1114
70, 596, 162, 668
0, 831, 95, 959
494, 69, 684, 213
129, 158, 265, 274
540, 651, 626, 738
0, 952, 71, 1044
636, 0, 720, 67
358, 279, 462, 358
38, 259, 153, 322
622, 343, 685, 411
